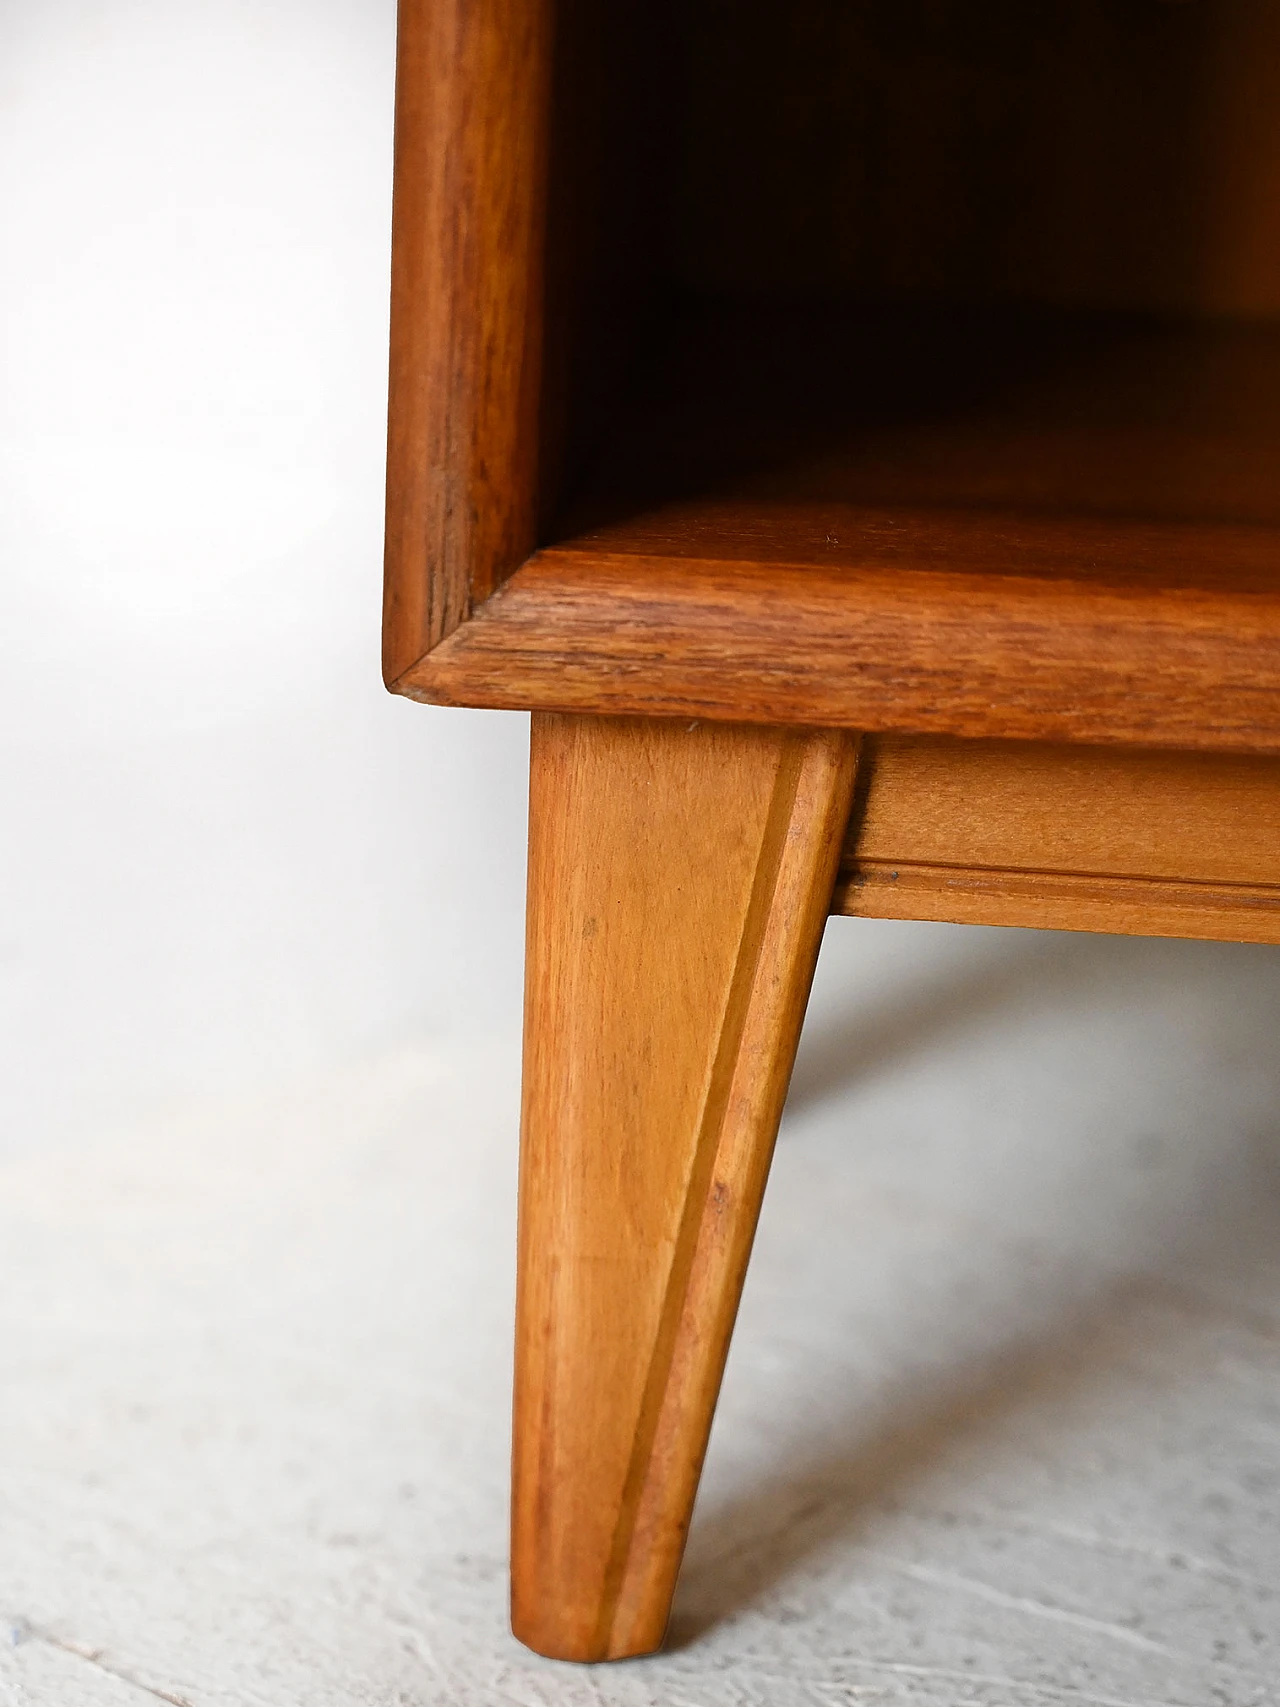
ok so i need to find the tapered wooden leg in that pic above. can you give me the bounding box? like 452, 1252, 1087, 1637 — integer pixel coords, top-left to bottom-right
512, 714, 859, 1662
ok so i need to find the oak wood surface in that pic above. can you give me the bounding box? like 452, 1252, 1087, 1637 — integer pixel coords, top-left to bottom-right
382, 0, 551, 686
512, 715, 858, 1661
835, 736, 1280, 943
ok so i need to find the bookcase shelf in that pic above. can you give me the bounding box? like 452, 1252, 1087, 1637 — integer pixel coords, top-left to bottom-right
385, 3, 1280, 752
399, 309, 1280, 753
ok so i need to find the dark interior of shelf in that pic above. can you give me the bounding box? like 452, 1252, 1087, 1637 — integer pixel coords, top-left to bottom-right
559, 304, 1280, 540
541, 0, 1280, 572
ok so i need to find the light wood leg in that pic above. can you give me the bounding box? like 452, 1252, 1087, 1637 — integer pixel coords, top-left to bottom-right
511, 714, 859, 1661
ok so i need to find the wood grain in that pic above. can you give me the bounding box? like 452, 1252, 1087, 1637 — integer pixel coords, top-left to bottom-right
394, 310, 1280, 747
382, 13, 1280, 740
838, 862, 1280, 943
382, 0, 552, 687
512, 715, 858, 1661
395, 516, 1280, 753
379, 4, 1280, 1670
835, 736, 1280, 943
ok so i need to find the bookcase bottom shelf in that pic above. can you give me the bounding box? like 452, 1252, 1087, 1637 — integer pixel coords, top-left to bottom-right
396, 313, 1280, 752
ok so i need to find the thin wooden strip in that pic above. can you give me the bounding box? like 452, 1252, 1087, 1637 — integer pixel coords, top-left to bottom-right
849, 736, 1280, 887
836, 734, 1280, 939
833, 860, 1280, 945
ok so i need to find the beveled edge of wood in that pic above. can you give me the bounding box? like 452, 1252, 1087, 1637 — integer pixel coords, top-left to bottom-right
835, 860, 1280, 944
388, 529, 1280, 755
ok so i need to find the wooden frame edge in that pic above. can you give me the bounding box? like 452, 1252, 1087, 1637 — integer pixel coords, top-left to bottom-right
382, 0, 553, 688
389, 547, 1280, 755
834, 861, 1280, 944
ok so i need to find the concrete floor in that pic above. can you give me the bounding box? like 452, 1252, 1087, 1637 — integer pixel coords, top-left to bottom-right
3, 920, 1280, 1706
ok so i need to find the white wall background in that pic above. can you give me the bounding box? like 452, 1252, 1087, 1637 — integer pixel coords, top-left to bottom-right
0, 0, 530, 1152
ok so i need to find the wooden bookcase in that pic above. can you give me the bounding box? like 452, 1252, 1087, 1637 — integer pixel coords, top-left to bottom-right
383, 0, 1280, 1663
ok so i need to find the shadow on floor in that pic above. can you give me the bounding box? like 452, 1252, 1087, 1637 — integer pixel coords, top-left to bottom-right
784, 932, 1071, 1119
672, 928, 1280, 1643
